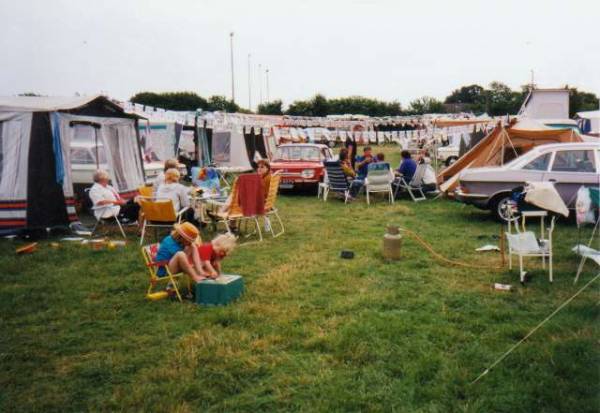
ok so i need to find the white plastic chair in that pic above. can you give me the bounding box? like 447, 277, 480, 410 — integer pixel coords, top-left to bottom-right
506, 213, 555, 283
364, 163, 394, 205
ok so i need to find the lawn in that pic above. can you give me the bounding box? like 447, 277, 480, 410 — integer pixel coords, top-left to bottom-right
1, 149, 598, 412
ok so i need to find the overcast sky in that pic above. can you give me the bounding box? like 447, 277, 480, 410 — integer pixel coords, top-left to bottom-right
1, 0, 598, 110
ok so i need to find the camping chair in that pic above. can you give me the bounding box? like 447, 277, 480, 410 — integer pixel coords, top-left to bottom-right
139, 198, 188, 245
141, 243, 191, 302
393, 164, 427, 202
317, 169, 329, 200
364, 163, 394, 205
215, 177, 263, 242
138, 185, 153, 198
323, 161, 351, 203
506, 211, 555, 283
264, 174, 285, 237
85, 188, 126, 239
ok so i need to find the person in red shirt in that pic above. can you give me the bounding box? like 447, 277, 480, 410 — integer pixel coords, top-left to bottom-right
195, 233, 237, 278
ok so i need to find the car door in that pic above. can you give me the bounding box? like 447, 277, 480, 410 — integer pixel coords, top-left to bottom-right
543, 149, 600, 208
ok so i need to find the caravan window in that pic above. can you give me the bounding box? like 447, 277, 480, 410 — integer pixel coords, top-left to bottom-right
274, 146, 321, 161
72, 125, 97, 143
70, 147, 107, 165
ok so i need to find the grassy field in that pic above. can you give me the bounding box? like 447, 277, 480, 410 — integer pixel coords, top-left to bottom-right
1, 148, 599, 412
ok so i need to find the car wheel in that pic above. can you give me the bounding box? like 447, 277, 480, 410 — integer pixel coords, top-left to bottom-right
445, 156, 458, 167
491, 194, 519, 223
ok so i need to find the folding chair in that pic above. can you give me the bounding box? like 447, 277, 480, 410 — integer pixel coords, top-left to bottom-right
323, 161, 351, 203
138, 185, 153, 198
506, 212, 555, 283
317, 169, 329, 200
141, 243, 191, 302
215, 177, 263, 242
264, 174, 285, 237
86, 188, 126, 239
364, 163, 394, 205
139, 198, 188, 245
393, 164, 427, 202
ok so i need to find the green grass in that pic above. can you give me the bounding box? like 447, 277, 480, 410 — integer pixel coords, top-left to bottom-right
1, 149, 599, 412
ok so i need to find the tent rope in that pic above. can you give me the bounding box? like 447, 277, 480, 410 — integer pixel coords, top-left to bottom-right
471, 271, 600, 384
399, 227, 503, 270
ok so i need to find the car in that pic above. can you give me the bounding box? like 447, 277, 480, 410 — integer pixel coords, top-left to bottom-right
270, 144, 334, 190
455, 142, 600, 221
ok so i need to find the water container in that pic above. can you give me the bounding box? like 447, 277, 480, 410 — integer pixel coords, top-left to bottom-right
383, 225, 402, 260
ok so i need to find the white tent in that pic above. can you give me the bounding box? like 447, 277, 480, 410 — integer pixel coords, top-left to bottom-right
0, 95, 145, 234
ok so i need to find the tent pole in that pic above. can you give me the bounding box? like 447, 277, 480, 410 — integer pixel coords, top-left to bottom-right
94, 127, 99, 171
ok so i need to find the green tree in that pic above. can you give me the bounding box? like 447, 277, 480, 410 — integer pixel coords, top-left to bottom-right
407, 96, 445, 115
206, 95, 239, 112
130, 91, 208, 111
569, 88, 599, 118
258, 100, 283, 115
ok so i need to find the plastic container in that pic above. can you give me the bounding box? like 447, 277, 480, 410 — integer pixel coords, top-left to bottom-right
383, 225, 402, 260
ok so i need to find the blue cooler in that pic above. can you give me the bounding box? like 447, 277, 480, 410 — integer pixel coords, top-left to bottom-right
195, 275, 244, 306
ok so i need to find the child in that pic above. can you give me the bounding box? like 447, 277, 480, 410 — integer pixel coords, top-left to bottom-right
155, 222, 205, 283
194, 233, 237, 278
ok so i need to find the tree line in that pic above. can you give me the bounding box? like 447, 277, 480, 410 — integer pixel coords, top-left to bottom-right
130, 82, 598, 117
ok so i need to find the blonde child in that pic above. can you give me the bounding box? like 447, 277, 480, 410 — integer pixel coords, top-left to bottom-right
194, 233, 237, 278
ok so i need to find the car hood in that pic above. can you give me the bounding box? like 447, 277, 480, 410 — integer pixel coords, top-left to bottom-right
271, 160, 322, 169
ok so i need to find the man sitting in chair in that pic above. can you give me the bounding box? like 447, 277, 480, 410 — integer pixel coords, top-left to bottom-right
395, 150, 417, 182
89, 169, 139, 224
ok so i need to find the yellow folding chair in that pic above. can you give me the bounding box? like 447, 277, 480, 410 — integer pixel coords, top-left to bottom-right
138, 185, 153, 198
264, 175, 285, 237
141, 243, 191, 302
215, 178, 263, 242
139, 198, 188, 245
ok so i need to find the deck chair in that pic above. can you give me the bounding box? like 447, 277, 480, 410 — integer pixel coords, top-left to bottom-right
573, 218, 600, 284
506, 211, 555, 283
141, 243, 192, 302
393, 164, 427, 202
86, 188, 126, 239
323, 161, 351, 203
264, 174, 285, 237
317, 169, 329, 200
138, 185, 153, 198
364, 163, 394, 205
215, 176, 263, 242
139, 198, 188, 245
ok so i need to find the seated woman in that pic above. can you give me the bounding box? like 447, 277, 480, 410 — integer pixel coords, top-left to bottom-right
155, 222, 205, 283
153, 158, 179, 197
194, 233, 237, 278
155, 168, 190, 212
256, 159, 272, 200
89, 169, 139, 224
338, 148, 363, 199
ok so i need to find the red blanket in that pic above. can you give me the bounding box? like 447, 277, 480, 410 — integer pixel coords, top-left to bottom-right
237, 173, 265, 216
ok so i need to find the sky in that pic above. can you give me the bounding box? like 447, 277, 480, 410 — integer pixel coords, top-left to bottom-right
0, 0, 598, 111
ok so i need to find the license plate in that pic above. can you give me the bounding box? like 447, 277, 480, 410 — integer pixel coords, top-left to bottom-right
280, 180, 294, 189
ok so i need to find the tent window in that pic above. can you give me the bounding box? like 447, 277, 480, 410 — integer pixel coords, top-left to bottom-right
551, 150, 596, 173
522, 153, 551, 171
0, 121, 3, 182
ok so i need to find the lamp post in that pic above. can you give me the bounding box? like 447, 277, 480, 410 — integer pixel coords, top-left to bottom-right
229, 32, 235, 103
247, 53, 252, 111
258, 63, 263, 106
265, 68, 270, 103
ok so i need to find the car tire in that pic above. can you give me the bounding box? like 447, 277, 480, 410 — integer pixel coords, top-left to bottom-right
445, 156, 458, 167
490, 193, 519, 223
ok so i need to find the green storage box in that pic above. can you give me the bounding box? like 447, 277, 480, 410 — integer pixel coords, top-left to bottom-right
195, 275, 244, 306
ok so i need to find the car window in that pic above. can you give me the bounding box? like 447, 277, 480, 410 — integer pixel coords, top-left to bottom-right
274, 146, 321, 161
522, 153, 551, 171
551, 150, 596, 173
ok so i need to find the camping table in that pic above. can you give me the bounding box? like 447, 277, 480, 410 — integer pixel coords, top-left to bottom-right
191, 194, 229, 227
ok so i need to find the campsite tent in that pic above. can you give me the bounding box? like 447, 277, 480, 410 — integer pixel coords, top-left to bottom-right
138, 120, 182, 162
437, 120, 583, 193
576, 110, 600, 136
203, 125, 268, 171
0, 95, 145, 234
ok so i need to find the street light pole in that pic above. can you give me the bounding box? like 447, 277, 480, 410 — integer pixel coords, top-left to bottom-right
229, 32, 235, 103
247, 53, 252, 111
265, 68, 270, 103
258, 63, 263, 106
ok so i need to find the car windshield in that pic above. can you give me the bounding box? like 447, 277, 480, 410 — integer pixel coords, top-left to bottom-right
274, 146, 321, 161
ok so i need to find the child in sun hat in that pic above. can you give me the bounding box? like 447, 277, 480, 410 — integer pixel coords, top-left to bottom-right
155, 222, 205, 283
194, 233, 237, 278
